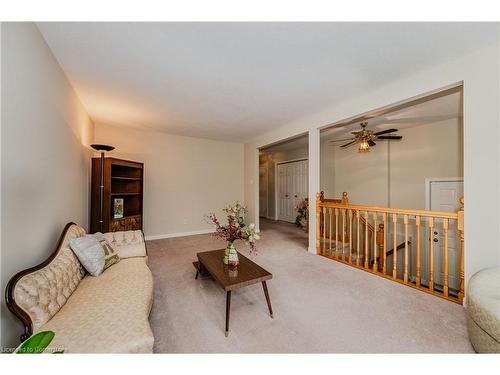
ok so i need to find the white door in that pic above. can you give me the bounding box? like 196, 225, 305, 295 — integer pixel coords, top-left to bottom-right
277, 160, 308, 223
422, 179, 463, 291
277, 163, 289, 221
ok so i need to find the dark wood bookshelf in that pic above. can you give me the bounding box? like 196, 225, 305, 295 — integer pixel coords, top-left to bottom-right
90, 157, 144, 233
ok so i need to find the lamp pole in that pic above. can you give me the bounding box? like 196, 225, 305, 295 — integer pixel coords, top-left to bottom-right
91, 144, 115, 232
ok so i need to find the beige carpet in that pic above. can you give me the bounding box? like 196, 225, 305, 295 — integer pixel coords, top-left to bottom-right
147, 219, 473, 353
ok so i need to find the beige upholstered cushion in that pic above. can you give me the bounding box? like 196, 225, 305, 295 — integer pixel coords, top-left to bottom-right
103, 230, 147, 259
38, 258, 154, 353
115, 243, 147, 259
465, 267, 500, 353
467, 315, 500, 353
13, 224, 86, 331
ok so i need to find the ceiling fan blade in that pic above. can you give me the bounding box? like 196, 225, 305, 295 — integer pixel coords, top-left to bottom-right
328, 138, 355, 143
368, 140, 376, 147
351, 131, 361, 135
340, 140, 357, 148
377, 135, 403, 140
373, 128, 398, 136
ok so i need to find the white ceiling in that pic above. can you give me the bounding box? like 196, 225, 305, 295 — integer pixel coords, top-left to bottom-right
37, 22, 495, 142
321, 90, 462, 140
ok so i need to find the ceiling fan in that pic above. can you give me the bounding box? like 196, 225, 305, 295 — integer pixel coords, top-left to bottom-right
329, 122, 403, 153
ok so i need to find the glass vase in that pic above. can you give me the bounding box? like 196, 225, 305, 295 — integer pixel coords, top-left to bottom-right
224, 242, 239, 267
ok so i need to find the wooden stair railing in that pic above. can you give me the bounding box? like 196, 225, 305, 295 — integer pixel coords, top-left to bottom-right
316, 192, 465, 304
372, 237, 411, 273
318, 192, 378, 250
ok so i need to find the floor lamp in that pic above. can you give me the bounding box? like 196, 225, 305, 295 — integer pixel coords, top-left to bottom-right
91, 144, 115, 232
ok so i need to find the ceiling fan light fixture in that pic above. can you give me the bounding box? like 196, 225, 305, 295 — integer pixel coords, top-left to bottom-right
358, 139, 370, 153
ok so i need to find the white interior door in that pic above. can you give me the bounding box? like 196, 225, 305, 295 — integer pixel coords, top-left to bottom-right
277, 163, 288, 221
422, 179, 463, 290
277, 160, 308, 223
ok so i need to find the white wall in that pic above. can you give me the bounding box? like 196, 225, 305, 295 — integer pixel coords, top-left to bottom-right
320, 118, 463, 210
0, 22, 3, 349
260, 145, 308, 219
389, 118, 463, 209
321, 137, 389, 206
1, 23, 94, 349
0, 22, 3, 348
244, 36, 500, 289
93, 123, 244, 239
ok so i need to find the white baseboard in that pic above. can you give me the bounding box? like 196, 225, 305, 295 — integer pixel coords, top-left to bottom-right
145, 229, 215, 241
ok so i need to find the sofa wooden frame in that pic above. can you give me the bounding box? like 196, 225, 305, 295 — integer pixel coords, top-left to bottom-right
5, 222, 148, 343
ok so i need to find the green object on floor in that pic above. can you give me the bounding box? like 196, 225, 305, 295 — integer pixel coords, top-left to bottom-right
15, 331, 61, 354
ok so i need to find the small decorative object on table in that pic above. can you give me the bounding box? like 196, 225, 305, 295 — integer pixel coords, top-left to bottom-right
113, 198, 124, 219
206, 202, 260, 267
295, 197, 309, 232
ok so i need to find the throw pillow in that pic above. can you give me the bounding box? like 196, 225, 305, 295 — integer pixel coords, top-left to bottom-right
94, 233, 120, 269
69, 235, 105, 276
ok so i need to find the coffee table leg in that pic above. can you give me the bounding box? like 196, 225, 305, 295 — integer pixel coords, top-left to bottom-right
262, 281, 273, 318
225, 291, 231, 337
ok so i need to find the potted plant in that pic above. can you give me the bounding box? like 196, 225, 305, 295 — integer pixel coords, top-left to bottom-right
206, 202, 260, 266
295, 198, 309, 232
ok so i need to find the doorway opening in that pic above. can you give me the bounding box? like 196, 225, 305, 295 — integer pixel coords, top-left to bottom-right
259, 134, 309, 249
318, 83, 464, 300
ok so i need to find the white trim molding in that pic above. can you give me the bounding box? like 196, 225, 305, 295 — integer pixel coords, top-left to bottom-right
275, 157, 308, 165
308, 128, 320, 253
145, 228, 215, 241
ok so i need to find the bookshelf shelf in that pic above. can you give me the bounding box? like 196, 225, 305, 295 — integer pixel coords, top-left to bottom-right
111, 176, 142, 181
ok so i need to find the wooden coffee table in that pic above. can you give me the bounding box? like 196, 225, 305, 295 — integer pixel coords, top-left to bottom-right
193, 249, 273, 337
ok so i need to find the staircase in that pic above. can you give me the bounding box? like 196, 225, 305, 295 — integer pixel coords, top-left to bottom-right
316, 191, 465, 304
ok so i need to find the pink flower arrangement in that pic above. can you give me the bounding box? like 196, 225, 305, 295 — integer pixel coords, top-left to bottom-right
206, 202, 260, 254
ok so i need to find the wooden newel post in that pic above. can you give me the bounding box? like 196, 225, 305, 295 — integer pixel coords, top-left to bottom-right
316, 191, 324, 255
341, 191, 349, 205
458, 197, 465, 304
376, 224, 384, 273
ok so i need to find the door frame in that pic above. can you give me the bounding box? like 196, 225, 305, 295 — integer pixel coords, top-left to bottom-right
424, 177, 464, 210
275, 158, 308, 221
259, 158, 269, 219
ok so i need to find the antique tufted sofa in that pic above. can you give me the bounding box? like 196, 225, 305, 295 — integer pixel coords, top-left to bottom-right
465, 267, 500, 353
5, 222, 154, 353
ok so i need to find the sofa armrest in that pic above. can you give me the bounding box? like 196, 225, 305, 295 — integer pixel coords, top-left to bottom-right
102, 230, 147, 259
5, 223, 86, 342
